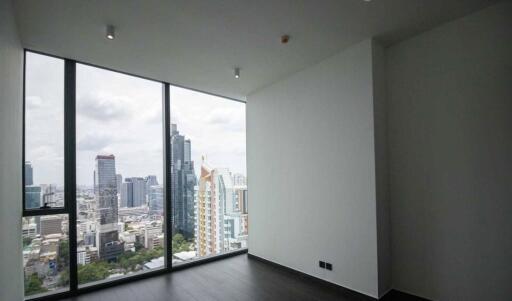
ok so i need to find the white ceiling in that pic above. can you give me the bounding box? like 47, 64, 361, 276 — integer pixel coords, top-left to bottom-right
14, 0, 499, 101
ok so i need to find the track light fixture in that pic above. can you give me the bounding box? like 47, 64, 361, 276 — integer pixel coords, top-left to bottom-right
106, 25, 115, 40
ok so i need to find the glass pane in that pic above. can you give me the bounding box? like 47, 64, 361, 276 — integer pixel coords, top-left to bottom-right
24, 52, 65, 209
76, 64, 165, 286
23, 215, 70, 297
169, 86, 247, 265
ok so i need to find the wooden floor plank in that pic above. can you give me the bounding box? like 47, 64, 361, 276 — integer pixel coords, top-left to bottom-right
58, 254, 372, 301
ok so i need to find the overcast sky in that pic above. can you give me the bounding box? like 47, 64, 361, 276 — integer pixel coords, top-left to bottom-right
25, 52, 246, 187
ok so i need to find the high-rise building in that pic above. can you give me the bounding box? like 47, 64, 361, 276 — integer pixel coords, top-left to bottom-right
145, 175, 158, 200
121, 177, 146, 207
120, 181, 133, 207
25, 185, 41, 209
25, 161, 33, 186
40, 215, 63, 237
232, 173, 246, 186
216, 169, 235, 214
149, 185, 163, 215
22, 218, 37, 238
235, 186, 248, 214
40, 184, 56, 207
84, 232, 96, 247
144, 221, 163, 249
77, 246, 98, 265
171, 124, 196, 238
131, 177, 146, 206
241, 214, 248, 236
94, 154, 123, 261
195, 160, 229, 257
116, 174, 122, 194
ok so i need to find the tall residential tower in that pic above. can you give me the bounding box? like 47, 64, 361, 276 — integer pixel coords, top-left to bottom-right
94, 154, 123, 261
195, 159, 227, 257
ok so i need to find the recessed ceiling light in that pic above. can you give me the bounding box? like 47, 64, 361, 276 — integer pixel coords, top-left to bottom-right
234, 67, 240, 79
106, 25, 115, 40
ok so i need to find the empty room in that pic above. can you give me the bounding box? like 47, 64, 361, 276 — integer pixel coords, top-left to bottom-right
1, 1, 510, 300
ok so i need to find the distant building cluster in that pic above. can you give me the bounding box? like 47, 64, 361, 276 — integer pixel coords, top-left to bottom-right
23, 123, 247, 294
25, 161, 63, 209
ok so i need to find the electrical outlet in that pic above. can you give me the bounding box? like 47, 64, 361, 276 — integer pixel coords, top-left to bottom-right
319, 261, 326, 268
325, 263, 332, 271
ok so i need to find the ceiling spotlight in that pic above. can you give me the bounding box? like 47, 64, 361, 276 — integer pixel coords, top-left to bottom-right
234, 67, 240, 79
106, 25, 115, 40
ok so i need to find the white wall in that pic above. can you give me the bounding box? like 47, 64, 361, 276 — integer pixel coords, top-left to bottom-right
372, 42, 392, 298
387, 2, 512, 300
0, 0, 24, 300
247, 39, 387, 298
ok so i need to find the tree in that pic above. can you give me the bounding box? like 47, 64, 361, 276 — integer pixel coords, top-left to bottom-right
24, 274, 47, 296
172, 233, 191, 254
77, 261, 111, 284
115, 247, 164, 272
58, 270, 69, 287
58, 240, 69, 271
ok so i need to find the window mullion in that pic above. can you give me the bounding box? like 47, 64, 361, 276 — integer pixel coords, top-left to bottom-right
64, 59, 78, 292
163, 83, 172, 271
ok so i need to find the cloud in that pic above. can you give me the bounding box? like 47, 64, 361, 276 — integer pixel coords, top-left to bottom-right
77, 92, 131, 121
78, 133, 114, 151
205, 108, 245, 132
206, 109, 232, 125
30, 145, 61, 161
169, 86, 246, 176
26, 96, 44, 109
27, 53, 245, 186
141, 106, 163, 124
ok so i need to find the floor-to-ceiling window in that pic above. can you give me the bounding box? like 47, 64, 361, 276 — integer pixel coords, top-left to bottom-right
23, 52, 69, 298
22, 50, 247, 299
75, 63, 165, 286
169, 87, 247, 265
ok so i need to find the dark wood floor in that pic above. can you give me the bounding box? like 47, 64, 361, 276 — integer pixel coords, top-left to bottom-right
59, 254, 377, 301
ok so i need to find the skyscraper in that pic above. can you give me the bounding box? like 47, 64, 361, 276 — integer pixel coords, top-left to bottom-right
121, 177, 149, 208
40, 215, 63, 237
171, 124, 196, 238
217, 169, 235, 214
145, 175, 158, 200
149, 185, 163, 215
120, 181, 133, 207
133, 177, 146, 206
25, 185, 41, 209
116, 174, 122, 194
232, 173, 246, 186
235, 186, 248, 214
40, 184, 56, 207
24, 162, 39, 209
25, 161, 33, 186
195, 159, 227, 257
94, 154, 123, 261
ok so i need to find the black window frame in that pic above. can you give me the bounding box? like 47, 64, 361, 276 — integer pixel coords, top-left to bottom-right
22, 49, 247, 301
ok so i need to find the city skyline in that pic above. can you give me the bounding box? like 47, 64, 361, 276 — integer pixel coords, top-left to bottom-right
23, 52, 248, 296
24, 52, 246, 187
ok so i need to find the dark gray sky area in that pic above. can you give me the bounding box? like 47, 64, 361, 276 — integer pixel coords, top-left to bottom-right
25, 52, 246, 187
